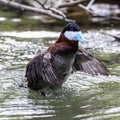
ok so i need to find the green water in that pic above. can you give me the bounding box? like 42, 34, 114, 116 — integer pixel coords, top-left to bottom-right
0, 17, 120, 120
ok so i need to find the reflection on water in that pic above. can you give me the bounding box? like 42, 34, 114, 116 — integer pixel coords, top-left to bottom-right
0, 31, 59, 38
0, 17, 6, 21
0, 29, 120, 120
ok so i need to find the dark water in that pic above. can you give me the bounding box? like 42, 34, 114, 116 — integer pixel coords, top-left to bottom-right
0, 22, 120, 119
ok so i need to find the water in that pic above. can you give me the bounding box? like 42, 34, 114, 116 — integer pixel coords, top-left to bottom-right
0, 28, 120, 120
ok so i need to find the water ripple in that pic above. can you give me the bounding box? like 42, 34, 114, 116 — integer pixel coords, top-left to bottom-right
0, 29, 120, 119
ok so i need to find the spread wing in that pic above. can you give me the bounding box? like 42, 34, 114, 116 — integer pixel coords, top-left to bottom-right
73, 48, 109, 75
25, 52, 59, 90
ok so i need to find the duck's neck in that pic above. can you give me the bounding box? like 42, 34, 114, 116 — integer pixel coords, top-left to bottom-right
47, 33, 79, 55
56, 33, 79, 50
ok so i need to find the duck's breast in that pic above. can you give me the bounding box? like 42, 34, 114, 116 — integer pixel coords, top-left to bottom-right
52, 53, 76, 83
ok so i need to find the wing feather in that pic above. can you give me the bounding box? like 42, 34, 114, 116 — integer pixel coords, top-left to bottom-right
25, 52, 59, 90
73, 49, 109, 75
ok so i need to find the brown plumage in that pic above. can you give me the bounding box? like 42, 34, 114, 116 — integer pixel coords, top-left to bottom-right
73, 47, 109, 75
25, 22, 109, 94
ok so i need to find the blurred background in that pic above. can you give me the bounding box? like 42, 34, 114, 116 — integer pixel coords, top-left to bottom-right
0, 0, 120, 30
0, 0, 120, 120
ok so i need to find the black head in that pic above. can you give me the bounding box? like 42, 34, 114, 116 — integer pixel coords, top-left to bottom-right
62, 22, 80, 33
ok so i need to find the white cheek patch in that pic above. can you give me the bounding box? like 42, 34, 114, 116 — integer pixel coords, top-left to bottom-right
64, 31, 79, 41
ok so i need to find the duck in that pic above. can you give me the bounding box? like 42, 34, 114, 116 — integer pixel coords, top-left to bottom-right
25, 22, 109, 95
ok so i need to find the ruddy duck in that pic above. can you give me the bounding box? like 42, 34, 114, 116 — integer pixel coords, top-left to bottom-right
25, 22, 109, 95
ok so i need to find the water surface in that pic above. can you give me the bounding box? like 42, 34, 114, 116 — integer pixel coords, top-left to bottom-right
0, 28, 120, 120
